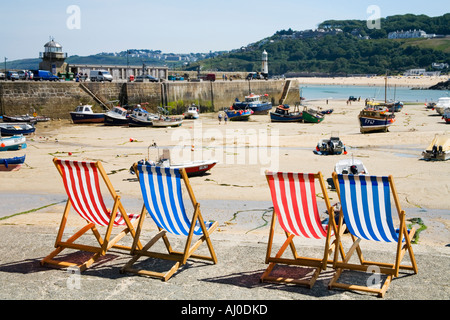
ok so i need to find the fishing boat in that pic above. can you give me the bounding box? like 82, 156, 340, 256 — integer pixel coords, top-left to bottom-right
151, 115, 183, 127
358, 107, 395, 133
422, 135, 450, 161
434, 97, 450, 116
232, 93, 272, 115
314, 132, 346, 155
128, 107, 159, 127
70, 104, 105, 124
302, 107, 324, 123
184, 105, 200, 119
0, 155, 26, 171
270, 104, 303, 122
0, 134, 27, 151
2, 114, 50, 123
104, 106, 129, 125
0, 122, 35, 136
334, 158, 369, 175
131, 148, 217, 177
225, 108, 253, 121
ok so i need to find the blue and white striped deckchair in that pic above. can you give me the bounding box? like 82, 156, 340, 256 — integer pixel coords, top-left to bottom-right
121, 164, 218, 281
329, 173, 418, 297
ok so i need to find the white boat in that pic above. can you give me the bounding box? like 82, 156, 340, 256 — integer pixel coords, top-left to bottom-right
131, 148, 217, 177
70, 104, 105, 124
434, 97, 450, 116
151, 115, 183, 127
184, 105, 199, 119
422, 135, 450, 161
0, 134, 27, 151
128, 107, 159, 127
104, 106, 129, 125
334, 158, 369, 175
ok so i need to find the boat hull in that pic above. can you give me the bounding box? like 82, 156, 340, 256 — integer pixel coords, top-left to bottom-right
226, 110, 252, 121
104, 115, 129, 126
0, 123, 35, 136
70, 112, 105, 124
359, 116, 394, 133
270, 112, 303, 122
151, 119, 183, 127
0, 155, 26, 171
302, 112, 324, 123
0, 135, 27, 151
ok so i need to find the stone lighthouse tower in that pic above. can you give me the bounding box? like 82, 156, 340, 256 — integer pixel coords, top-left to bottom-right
39, 38, 67, 74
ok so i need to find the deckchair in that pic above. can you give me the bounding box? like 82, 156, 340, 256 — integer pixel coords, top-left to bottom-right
40, 158, 141, 272
329, 173, 418, 297
120, 164, 218, 281
262, 171, 345, 288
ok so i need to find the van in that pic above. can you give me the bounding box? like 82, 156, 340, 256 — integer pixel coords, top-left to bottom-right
31, 70, 59, 81
90, 70, 113, 82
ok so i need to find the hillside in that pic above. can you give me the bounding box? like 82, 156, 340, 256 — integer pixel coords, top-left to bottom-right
5, 14, 450, 76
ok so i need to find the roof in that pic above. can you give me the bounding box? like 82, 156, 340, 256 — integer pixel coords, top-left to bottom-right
44, 40, 62, 48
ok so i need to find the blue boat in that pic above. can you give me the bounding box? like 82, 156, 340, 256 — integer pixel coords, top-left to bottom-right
225, 108, 253, 121
0, 154, 26, 171
233, 93, 272, 115
270, 104, 303, 122
70, 105, 105, 124
0, 122, 35, 136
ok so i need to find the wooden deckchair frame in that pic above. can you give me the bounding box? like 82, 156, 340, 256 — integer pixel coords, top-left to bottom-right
40, 158, 141, 272
261, 171, 345, 288
120, 165, 218, 281
329, 172, 418, 297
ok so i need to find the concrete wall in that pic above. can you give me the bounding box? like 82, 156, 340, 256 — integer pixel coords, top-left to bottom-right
0, 79, 300, 119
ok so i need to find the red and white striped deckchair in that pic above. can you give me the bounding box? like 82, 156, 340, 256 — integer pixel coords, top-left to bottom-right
40, 158, 141, 272
262, 171, 344, 288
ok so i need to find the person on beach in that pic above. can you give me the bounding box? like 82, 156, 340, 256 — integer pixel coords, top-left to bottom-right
224, 113, 228, 124
218, 112, 223, 124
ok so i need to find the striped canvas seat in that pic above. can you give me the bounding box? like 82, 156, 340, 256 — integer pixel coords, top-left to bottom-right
121, 164, 218, 281
57, 159, 139, 227
41, 158, 141, 272
262, 171, 343, 288
136, 165, 213, 236
334, 174, 398, 242
266, 172, 330, 239
330, 173, 418, 297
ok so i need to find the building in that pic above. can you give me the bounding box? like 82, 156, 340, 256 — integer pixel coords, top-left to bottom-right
67, 64, 169, 81
403, 68, 441, 77
388, 29, 428, 39
39, 38, 68, 74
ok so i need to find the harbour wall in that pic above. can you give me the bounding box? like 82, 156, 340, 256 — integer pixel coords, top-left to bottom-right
0, 79, 300, 119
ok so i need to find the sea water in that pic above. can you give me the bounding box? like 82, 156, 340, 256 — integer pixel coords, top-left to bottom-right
299, 84, 449, 103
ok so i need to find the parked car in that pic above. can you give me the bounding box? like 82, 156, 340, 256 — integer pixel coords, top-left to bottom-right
246, 72, 267, 80
89, 70, 113, 82
17, 70, 33, 80
135, 74, 159, 82
0, 72, 5, 80
31, 70, 59, 81
6, 71, 19, 81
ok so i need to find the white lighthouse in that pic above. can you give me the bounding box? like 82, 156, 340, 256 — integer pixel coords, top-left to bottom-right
261, 50, 268, 76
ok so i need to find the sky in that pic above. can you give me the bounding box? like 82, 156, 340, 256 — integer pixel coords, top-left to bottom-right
1, 0, 449, 61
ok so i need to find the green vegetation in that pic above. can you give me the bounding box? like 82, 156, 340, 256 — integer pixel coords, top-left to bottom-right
191, 13, 450, 76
